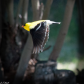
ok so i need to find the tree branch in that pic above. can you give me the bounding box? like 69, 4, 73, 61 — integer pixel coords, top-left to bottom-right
49, 0, 75, 61
43, 45, 51, 52
42, 0, 53, 20
39, 3, 44, 20
22, 0, 29, 25
31, 0, 40, 21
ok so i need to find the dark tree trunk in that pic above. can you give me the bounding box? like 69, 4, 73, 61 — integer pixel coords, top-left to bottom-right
0, 0, 28, 76
0, 0, 4, 81
77, 0, 84, 58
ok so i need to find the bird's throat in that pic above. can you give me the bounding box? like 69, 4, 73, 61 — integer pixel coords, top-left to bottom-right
24, 26, 30, 31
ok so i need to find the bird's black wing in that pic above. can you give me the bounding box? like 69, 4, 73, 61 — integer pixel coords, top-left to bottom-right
30, 21, 50, 54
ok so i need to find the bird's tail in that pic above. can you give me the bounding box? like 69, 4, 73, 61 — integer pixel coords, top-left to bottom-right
51, 21, 61, 24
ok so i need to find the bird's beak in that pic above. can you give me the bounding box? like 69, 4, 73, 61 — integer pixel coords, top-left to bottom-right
22, 25, 24, 28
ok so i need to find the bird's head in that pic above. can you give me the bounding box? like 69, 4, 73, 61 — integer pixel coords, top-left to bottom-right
22, 23, 31, 31
22, 20, 46, 31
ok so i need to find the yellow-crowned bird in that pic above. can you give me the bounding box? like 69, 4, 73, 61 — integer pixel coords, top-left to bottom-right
22, 20, 61, 54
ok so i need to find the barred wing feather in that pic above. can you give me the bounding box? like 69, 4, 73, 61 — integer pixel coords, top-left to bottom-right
30, 21, 50, 54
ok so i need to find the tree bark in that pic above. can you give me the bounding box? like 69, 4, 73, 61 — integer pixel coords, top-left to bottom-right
6, 0, 14, 26
49, 0, 75, 61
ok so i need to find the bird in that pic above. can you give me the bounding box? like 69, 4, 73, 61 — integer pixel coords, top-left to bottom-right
22, 20, 61, 54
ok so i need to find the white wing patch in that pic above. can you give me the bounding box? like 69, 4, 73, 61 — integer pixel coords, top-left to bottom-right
36, 23, 41, 31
